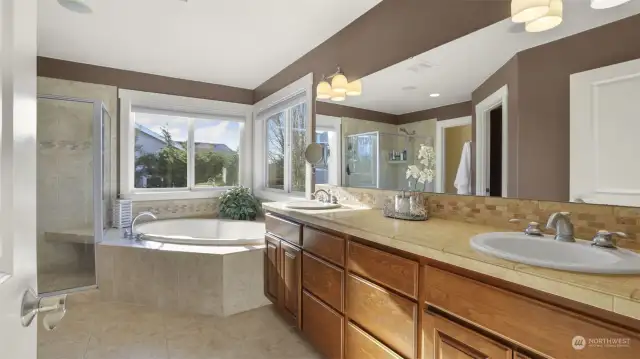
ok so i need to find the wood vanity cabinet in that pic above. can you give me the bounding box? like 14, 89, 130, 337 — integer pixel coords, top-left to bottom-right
422, 310, 513, 359
280, 240, 301, 325
263, 234, 280, 303
264, 215, 302, 327
263, 212, 640, 359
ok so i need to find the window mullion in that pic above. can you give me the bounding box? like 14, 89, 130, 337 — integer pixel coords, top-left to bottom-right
187, 118, 195, 189
284, 110, 292, 193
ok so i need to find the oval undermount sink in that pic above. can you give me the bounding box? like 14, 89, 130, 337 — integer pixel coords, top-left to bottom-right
470, 232, 640, 274
285, 200, 341, 210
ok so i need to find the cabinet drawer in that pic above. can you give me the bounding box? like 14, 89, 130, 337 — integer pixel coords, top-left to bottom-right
265, 213, 301, 246
425, 266, 640, 359
423, 311, 512, 359
347, 274, 417, 359
346, 322, 403, 359
302, 252, 344, 312
303, 226, 345, 266
302, 290, 344, 359
348, 241, 418, 299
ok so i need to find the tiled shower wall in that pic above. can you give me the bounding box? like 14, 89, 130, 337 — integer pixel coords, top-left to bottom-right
318, 185, 640, 251
37, 78, 117, 275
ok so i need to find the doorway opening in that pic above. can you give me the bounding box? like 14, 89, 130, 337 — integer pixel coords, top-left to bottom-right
435, 116, 472, 194
474, 85, 508, 197
488, 106, 503, 197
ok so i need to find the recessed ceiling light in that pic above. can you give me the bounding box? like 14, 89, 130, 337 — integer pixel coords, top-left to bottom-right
402, 86, 418, 91
430, 93, 440, 98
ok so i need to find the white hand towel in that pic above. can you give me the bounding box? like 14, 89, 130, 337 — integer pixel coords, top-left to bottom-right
454, 142, 472, 195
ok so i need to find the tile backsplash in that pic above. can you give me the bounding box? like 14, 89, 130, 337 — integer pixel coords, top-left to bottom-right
132, 198, 220, 220
318, 185, 640, 250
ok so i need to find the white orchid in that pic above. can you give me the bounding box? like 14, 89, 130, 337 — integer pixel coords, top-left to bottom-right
406, 144, 435, 191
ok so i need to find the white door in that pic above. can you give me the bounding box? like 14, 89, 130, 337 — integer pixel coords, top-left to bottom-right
570, 58, 640, 206
0, 0, 39, 358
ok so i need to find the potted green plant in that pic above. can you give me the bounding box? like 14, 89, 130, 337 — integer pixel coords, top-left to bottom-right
218, 186, 261, 220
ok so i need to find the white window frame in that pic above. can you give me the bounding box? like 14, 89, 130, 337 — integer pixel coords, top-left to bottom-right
119, 89, 253, 201
253, 74, 313, 201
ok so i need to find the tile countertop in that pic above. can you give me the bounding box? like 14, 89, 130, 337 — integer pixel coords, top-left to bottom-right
262, 202, 640, 321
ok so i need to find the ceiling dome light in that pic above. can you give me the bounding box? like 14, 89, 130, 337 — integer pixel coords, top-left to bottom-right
590, 0, 631, 9
345, 80, 362, 96
511, 0, 550, 23
316, 80, 332, 100
331, 73, 348, 93
330, 90, 346, 102
58, 0, 93, 14
526, 0, 563, 33
429, 93, 440, 97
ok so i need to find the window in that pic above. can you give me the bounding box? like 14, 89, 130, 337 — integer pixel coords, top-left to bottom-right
314, 130, 331, 185
132, 108, 241, 191
264, 101, 308, 193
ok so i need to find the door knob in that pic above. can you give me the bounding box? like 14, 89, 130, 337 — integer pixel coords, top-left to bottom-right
21, 288, 67, 331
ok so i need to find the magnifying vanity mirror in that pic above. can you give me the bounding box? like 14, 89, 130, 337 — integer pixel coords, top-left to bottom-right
313, 1, 640, 208
304, 143, 325, 165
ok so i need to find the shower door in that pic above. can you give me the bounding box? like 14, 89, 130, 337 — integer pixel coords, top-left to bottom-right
36, 95, 108, 294
344, 132, 379, 188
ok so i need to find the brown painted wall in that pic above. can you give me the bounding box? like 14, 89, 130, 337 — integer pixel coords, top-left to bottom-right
254, 1, 509, 102
397, 101, 472, 124
471, 55, 519, 197
316, 101, 398, 124
517, 14, 640, 202
37, 57, 254, 104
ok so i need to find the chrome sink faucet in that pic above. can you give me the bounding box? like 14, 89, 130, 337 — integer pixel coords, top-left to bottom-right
546, 212, 575, 242
312, 189, 337, 204
126, 211, 157, 240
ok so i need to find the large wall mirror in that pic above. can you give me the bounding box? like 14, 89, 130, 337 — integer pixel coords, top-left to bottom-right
313, 3, 640, 207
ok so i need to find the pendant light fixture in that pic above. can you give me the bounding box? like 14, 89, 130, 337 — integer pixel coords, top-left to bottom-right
330, 91, 346, 102
331, 72, 349, 93
526, 0, 563, 32
511, 0, 550, 23
590, 0, 631, 9
345, 80, 362, 96
316, 80, 332, 100
315, 66, 363, 101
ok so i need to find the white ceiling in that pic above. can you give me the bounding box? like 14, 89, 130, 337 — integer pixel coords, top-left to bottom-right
325, 0, 640, 115
38, 0, 381, 89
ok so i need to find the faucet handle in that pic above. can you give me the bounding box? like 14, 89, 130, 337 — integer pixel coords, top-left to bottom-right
592, 230, 627, 248
509, 219, 543, 236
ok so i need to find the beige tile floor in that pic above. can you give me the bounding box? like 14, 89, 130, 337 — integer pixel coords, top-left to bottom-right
38, 300, 321, 359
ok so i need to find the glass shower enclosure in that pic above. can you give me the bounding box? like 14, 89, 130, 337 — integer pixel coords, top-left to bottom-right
344, 131, 429, 190
36, 95, 111, 294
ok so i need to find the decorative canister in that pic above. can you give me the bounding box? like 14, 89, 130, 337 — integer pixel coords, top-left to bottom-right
394, 190, 411, 214
384, 190, 427, 221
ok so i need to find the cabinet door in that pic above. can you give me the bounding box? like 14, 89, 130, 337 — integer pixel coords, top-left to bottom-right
264, 234, 280, 304
280, 240, 301, 327
423, 312, 512, 359
302, 290, 344, 359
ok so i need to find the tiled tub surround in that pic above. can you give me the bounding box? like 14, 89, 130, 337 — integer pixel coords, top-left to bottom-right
97, 231, 270, 317
267, 196, 640, 321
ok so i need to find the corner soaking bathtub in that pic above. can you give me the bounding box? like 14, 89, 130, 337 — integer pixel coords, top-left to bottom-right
135, 218, 265, 246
